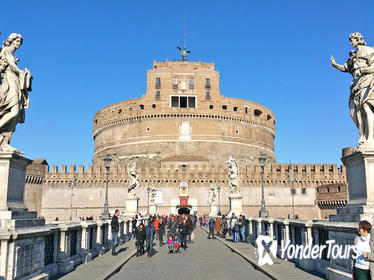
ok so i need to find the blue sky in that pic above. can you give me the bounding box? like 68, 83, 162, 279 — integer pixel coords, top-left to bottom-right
1, 1, 373, 167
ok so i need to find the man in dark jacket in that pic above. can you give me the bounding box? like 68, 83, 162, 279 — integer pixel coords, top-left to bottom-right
111, 209, 120, 255
158, 217, 166, 246
207, 217, 215, 239
145, 218, 155, 257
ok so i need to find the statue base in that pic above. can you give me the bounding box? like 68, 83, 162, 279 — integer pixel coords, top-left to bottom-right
330, 148, 374, 223
125, 198, 139, 217
227, 195, 243, 216
149, 205, 157, 215
209, 204, 218, 217
0, 151, 45, 229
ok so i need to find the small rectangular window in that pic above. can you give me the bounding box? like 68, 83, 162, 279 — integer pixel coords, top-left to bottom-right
233, 107, 238, 112
156, 91, 161, 99
188, 96, 195, 108
156, 77, 161, 88
139, 104, 144, 110
206, 91, 211, 100
152, 104, 156, 108
209, 105, 214, 109
245, 107, 248, 114
205, 78, 211, 89
171, 96, 179, 107
302, 188, 306, 194
222, 105, 227, 110
189, 78, 194, 88
180, 96, 187, 108
173, 77, 178, 89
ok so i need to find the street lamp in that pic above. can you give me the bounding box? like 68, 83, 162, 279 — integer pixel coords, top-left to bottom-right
69, 174, 77, 221
146, 186, 150, 216
217, 186, 221, 216
258, 154, 269, 218
288, 162, 295, 219
101, 154, 112, 220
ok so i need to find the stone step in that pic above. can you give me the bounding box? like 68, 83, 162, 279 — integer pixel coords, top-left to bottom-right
11, 210, 37, 219
14, 218, 45, 228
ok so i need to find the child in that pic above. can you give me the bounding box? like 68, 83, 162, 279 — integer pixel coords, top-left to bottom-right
166, 236, 174, 254
173, 235, 181, 253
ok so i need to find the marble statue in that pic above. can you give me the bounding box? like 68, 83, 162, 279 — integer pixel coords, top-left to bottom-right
331, 32, 374, 146
128, 161, 139, 198
209, 184, 217, 204
226, 156, 240, 196
150, 184, 156, 204
0, 33, 32, 153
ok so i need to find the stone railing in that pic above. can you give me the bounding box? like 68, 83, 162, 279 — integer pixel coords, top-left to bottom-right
246, 217, 357, 279
0, 218, 134, 280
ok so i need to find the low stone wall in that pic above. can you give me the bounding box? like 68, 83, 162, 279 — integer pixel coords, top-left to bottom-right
0, 218, 133, 280
246, 217, 357, 280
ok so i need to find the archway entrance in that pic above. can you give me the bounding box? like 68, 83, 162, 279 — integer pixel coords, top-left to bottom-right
178, 207, 190, 215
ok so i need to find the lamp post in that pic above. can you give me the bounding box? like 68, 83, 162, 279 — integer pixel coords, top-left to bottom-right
259, 154, 269, 218
101, 154, 111, 220
217, 186, 221, 216
69, 174, 77, 221
288, 162, 295, 219
146, 186, 150, 216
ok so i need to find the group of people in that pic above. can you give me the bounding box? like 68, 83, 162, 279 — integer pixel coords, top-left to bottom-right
201, 213, 249, 243
129, 214, 197, 257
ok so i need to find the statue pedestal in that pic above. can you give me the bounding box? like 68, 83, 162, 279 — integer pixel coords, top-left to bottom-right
227, 195, 243, 216
209, 204, 218, 217
125, 198, 139, 217
330, 148, 374, 223
149, 205, 157, 215
0, 152, 45, 229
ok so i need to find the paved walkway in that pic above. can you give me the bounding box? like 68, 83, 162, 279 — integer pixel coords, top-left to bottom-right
111, 227, 271, 280
53, 242, 136, 280
200, 227, 324, 280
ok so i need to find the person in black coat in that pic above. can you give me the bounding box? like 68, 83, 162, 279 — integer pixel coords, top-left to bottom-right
158, 217, 166, 246
110, 210, 120, 255
135, 223, 146, 256
179, 220, 189, 249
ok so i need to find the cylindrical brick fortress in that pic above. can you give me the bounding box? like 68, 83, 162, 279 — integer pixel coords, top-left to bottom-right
92, 60, 275, 167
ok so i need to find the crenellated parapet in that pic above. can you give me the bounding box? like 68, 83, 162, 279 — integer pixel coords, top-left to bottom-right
44, 162, 346, 188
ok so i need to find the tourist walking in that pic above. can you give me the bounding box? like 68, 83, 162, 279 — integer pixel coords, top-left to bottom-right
221, 215, 228, 238
239, 215, 246, 242
215, 217, 221, 236
179, 219, 189, 250
145, 218, 155, 257
135, 223, 146, 256
187, 216, 194, 243
207, 217, 215, 239
131, 216, 137, 237
111, 209, 120, 255
353, 220, 371, 280
230, 213, 238, 242
158, 217, 166, 246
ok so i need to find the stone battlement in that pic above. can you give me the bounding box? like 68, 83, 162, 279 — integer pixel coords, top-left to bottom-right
47, 163, 346, 184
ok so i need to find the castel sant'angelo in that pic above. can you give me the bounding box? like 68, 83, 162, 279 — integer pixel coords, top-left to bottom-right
25, 54, 347, 222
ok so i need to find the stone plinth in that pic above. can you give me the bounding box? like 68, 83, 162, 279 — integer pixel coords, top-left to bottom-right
0, 152, 44, 229
125, 198, 139, 217
149, 205, 156, 215
209, 204, 218, 217
330, 148, 374, 223
228, 195, 243, 216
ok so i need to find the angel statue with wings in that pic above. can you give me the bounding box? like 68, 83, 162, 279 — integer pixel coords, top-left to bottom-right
0, 33, 33, 153
226, 156, 240, 196
128, 161, 139, 198
177, 46, 191, 61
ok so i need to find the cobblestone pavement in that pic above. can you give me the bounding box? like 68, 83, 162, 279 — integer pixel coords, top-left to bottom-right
110, 227, 270, 280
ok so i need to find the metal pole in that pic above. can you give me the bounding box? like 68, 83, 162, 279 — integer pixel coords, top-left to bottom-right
218, 187, 221, 216
70, 181, 72, 221
104, 168, 109, 215
259, 165, 269, 218
292, 180, 295, 219
146, 187, 150, 216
